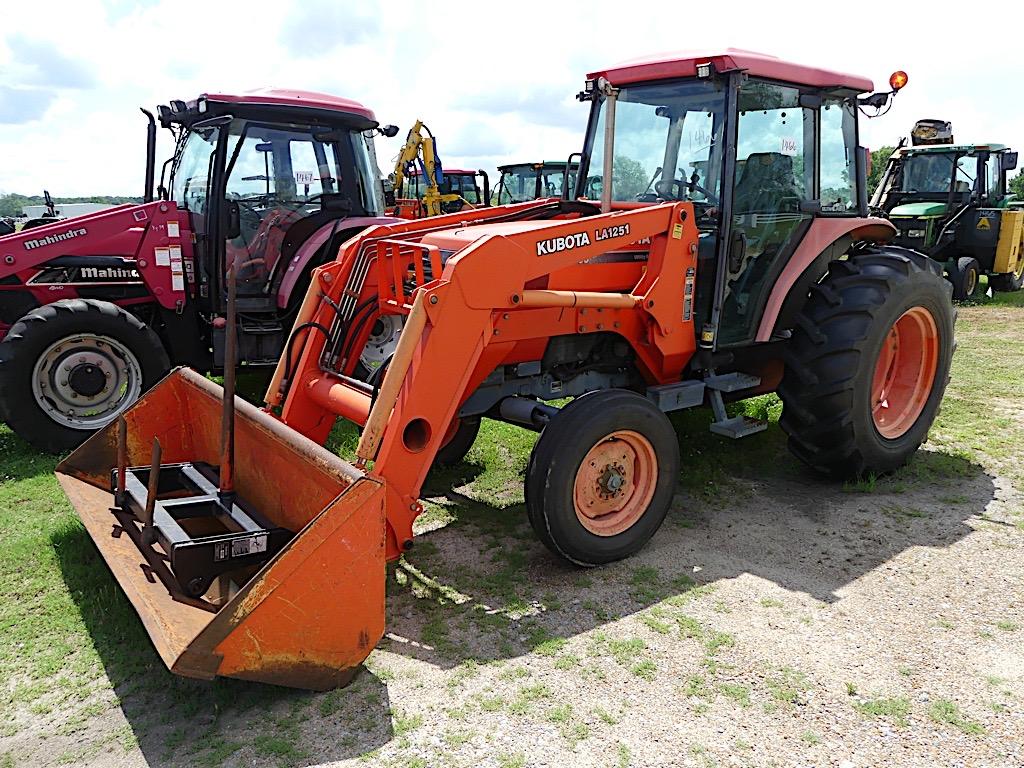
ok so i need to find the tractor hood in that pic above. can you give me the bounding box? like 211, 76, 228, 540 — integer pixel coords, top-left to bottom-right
890, 202, 948, 218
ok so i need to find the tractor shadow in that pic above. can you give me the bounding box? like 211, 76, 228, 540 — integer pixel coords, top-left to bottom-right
51, 524, 392, 768
0, 427, 62, 483
383, 420, 1000, 670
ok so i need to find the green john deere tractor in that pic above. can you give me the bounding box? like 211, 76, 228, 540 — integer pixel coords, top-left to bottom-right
872, 119, 1024, 299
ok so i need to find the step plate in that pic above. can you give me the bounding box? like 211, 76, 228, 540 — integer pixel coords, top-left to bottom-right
703, 372, 761, 393
709, 415, 768, 439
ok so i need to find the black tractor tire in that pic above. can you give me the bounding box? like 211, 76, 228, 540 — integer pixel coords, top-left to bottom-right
990, 263, 1024, 292
949, 256, 983, 301
778, 247, 955, 479
0, 299, 170, 453
435, 417, 481, 467
525, 389, 680, 566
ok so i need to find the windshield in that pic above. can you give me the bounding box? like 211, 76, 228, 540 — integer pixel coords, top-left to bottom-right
497, 165, 578, 203
170, 126, 220, 214
583, 79, 727, 207
900, 153, 958, 194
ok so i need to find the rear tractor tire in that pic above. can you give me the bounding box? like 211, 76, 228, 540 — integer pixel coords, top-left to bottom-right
525, 390, 680, 566
990, 258, 1024, 292
949, 256, 983, 301
0, 299, 169, 453
778, 247, 955, 478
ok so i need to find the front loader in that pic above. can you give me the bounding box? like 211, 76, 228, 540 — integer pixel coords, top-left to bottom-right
58, 50, 956, 690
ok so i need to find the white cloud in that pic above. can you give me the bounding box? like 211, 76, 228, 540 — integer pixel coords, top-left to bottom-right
1, 0, 1022, 196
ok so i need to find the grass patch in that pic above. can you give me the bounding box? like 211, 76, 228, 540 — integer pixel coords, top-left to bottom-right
719, 683, 751, 707
765, 666, 809, 705
929, 699, 985, 735
854, 697, 911, 727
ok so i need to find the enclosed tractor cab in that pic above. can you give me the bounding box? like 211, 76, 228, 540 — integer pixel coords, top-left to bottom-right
393, 167, 490, 217
872, 119, 1024, 299
59, 51, 955, 690
494, 161, 580, 203
0, 89, 399, 452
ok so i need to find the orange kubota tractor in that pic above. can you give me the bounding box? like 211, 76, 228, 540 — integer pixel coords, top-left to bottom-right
58, 50, 954, 690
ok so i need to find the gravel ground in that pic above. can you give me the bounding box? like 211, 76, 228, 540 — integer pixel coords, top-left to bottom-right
6, 447, 1022, 768
2, 302, 1023, 768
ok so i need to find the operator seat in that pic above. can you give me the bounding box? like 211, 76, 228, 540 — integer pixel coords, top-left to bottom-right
732, 153, 801, 214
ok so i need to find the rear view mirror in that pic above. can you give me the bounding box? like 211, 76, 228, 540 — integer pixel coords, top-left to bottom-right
379, 124, 399, 138
255, 143, 273, 153
1002, 152, 1018, 172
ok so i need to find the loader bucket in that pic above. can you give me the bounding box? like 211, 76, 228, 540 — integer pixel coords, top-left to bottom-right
56, 367, 387, 690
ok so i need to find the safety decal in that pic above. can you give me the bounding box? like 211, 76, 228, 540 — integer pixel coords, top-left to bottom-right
154, 247, 170, 266
977, 217, 992, 231
167, 221, 180, 238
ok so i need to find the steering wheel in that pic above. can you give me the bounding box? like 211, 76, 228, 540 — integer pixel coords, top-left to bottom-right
669, 178, 719, 205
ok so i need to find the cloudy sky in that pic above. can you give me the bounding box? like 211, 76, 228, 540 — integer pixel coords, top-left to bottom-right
1, 0, 1022, 197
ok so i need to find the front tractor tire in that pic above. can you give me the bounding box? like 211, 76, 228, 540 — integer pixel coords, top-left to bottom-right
0, 299, 169, 453
778, 247, 955, 479
525, 390, 680, 566
949, 256, 983, 301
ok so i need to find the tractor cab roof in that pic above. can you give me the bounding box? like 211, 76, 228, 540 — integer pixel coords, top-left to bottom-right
498, 161, 578, 172
158, 88, 378, 132
899, 143, 1010, 155
407, 168, 479, 177
589, 48, 874, 92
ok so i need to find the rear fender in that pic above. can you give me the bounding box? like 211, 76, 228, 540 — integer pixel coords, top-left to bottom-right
756, 217, 895, 342
275, 217, 401, 308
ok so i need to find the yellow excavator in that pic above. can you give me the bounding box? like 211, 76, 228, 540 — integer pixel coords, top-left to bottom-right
388, 120, 485, 218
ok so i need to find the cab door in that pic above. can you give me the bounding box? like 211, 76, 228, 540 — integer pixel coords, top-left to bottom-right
718, 80, 816, 346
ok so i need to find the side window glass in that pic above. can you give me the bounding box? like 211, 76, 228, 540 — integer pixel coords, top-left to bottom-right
733, 82, 813, 211
225, 135, 276, 199
987, 155, 1001, 201
954, 155, 976, 194
820, 99, 857, 212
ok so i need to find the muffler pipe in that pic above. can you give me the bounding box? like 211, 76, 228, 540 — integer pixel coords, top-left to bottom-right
141, 108, 157, 203
498, 397, 560, 430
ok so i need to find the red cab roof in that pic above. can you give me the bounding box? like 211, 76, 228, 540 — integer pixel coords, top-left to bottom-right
589, 49, 874, 92
202, 88, 377, 122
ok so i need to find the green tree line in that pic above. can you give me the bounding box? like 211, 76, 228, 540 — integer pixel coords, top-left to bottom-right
0, 193, 142, 218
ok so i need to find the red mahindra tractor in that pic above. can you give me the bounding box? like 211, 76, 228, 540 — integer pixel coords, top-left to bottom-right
0, 89, 401, 452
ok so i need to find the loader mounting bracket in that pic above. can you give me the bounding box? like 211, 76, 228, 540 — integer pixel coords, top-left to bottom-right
112, 461, 293, 598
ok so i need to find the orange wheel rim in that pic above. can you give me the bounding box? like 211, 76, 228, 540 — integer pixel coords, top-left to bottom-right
573, 430, 658, 537
870, 306, 940, 439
